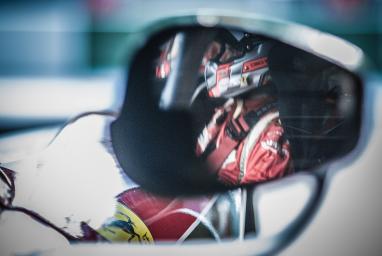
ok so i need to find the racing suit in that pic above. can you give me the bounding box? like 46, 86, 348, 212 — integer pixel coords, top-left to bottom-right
196, 95, 292, 185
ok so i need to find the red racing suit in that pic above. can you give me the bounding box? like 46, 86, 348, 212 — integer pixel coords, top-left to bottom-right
196, 96, 292, 185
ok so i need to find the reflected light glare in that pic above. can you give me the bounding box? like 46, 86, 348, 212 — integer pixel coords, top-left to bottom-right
159, 33, 185, 110
0, 76, 117, 120
255, 177, 316, 238
12, 115, 134, 237
0, 126, 59, 163
0, 211, 69, 255
196, 14, 220, 27
307, 33, 363, 69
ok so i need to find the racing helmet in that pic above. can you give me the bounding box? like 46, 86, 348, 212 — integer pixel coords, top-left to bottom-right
204, 32, 274, 98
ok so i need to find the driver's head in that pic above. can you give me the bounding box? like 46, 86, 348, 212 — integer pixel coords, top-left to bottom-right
204, 31, 275, 99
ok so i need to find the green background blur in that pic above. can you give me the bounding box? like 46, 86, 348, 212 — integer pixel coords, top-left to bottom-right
1, 0, 381, 74
87, 0, 382, 71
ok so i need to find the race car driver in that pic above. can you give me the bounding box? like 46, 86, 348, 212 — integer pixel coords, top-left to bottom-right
194, 32, 293, 185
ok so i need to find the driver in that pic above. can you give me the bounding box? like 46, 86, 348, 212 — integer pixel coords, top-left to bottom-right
195, 32, 293, 185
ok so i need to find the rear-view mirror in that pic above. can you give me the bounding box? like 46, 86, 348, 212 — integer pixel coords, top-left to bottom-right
111, 24, 363, 196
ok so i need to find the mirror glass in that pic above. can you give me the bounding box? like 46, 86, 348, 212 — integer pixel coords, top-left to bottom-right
112, 26, 361, 193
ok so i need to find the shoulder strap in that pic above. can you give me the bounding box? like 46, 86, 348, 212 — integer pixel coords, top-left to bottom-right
239, 111, 280, 182
203, 101, 277, 173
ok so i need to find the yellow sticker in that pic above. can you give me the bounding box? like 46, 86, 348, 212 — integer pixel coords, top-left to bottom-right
97, 203, 154, 244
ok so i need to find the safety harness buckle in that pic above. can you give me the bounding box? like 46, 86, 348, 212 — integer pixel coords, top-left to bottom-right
226, 116, 250, 141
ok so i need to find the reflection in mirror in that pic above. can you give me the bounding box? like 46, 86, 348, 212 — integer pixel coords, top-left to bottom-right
148, 27, 360, 187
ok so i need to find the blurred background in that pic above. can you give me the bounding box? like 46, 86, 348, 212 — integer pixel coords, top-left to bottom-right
0, 0, 381, 156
